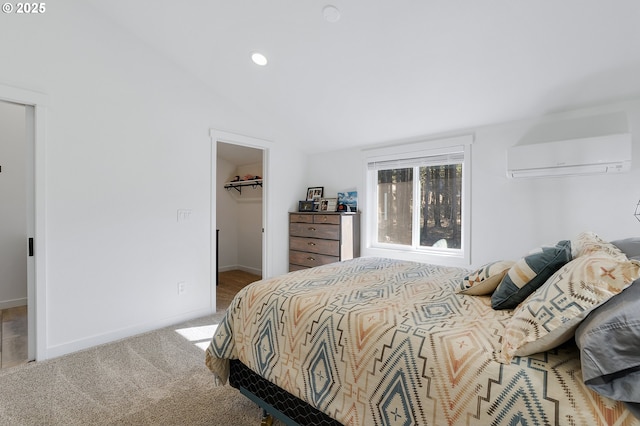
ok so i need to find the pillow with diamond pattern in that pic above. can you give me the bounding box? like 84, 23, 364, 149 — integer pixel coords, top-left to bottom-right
500, 255, 640, 364
571, 231, 627, 260
457, 260, 515, 296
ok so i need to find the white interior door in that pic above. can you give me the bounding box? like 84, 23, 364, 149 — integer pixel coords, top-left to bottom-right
0, 100, 33, 360
0, 84, 47, 362
25, 104, 35, 360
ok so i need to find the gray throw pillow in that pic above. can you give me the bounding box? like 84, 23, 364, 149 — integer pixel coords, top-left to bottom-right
575, 279, 640, 415
611, 237, 640, 261
491, 240, 572, 310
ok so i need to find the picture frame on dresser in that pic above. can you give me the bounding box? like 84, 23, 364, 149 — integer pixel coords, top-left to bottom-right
298, 200, 314, 212
320, 198, 337, 212
337, 190, 357, 212
306, 186, 324, 201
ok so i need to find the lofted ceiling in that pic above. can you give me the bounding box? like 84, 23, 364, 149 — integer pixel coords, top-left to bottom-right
88, 1, 640, 154
217, 141, 263, 167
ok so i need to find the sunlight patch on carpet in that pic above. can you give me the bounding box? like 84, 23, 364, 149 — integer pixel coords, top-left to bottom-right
175, 324, 218, 350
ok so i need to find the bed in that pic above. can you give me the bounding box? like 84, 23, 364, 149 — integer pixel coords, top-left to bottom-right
206, 232, 640, 425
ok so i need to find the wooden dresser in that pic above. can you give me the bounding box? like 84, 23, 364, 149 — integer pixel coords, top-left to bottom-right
289, 212, 360, 271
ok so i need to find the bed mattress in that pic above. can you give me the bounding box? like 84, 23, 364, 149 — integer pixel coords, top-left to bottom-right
206, 257, 638, 425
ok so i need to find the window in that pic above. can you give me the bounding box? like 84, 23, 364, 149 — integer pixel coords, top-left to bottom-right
365, 136, 471, 264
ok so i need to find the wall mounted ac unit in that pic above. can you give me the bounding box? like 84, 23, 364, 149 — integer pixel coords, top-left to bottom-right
506, 133, 632, 179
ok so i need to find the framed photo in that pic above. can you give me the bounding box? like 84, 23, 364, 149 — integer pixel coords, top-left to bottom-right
298, 200, 314, 212
337, 191, 358, 212
306, 186, 324, 201
320, 197, 337, 212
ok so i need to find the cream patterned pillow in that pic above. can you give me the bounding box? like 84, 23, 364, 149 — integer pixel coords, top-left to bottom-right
500, 255, 640, 363
457, 260, 515, 295
571, 231, 627, 260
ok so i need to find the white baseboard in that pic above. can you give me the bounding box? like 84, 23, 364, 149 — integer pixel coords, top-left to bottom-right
219, 264, 262, 277
44, 307, 215, 360
237, 265, 262, 277
218, 264, 238, 273
0, 298, 27, 310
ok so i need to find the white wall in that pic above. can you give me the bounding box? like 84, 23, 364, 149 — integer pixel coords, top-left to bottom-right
0, 1, 305, 359
306, 99, 640, 269
266, 146, 309, 277
234, 162, 263, 275
216, 158, 239, 271
0, 101, 27, 308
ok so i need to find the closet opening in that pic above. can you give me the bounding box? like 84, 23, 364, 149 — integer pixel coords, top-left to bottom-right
212, 134, 269, 311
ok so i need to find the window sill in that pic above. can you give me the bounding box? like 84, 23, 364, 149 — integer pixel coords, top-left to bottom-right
363, 246, 470, 268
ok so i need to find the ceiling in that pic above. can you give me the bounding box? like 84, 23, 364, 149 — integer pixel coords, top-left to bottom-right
217, 141, 263, 167
88, 1, 640, 154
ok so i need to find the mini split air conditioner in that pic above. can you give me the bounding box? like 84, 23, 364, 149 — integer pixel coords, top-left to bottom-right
506, 133, 632, 179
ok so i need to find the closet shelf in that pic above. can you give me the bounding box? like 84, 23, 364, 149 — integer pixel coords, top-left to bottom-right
224, 178, 263, 194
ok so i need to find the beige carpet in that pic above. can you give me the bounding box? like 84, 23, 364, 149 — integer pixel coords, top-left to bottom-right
0, 314, 281, 425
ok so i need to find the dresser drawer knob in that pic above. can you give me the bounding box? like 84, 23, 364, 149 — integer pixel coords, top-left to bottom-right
308, 227, 316, 231
308, 242, 316, 246
307, 256, 315, 261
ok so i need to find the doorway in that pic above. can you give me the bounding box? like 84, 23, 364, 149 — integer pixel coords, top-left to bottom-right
210, 129, 271, 312
0, 100, 30, 367
216, 142, 264, 276
0, 84, 46, 362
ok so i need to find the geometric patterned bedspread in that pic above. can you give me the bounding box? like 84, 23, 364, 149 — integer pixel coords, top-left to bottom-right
206, 257, 639, 426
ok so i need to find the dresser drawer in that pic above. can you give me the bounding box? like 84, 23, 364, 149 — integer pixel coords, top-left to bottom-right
288, 212, 360, 272
289, 250, 339, 268
289, 213, 314, 224
289, 223, 340, 240
313, 214, 341, 225
288, 263, 308, 272
290, 236, 339, 256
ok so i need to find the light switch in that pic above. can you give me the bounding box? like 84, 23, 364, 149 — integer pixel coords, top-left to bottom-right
177, 209, 192, 222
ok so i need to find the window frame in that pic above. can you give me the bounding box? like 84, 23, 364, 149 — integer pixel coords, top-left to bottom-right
363, 135, 472, 266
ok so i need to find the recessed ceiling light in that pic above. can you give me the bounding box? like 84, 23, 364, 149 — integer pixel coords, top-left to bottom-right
322, 5, 340, 23
251, 52, 268, 66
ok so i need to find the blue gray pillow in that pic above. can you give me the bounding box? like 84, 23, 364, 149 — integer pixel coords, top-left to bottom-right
491, 240, 572, 310
575, 278, 640, 417
611, 237, 640, 261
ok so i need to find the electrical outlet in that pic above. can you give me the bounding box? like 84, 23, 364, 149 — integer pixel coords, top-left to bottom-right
177, 282, 187, 295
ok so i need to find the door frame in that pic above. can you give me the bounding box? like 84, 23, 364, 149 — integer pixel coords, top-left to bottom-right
209, 129, 272, 311
0, 84, 48, 361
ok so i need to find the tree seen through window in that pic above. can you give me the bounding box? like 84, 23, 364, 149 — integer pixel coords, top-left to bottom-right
377, 164, 461, 249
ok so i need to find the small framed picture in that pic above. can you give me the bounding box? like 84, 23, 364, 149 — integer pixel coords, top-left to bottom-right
337, 191, 358, 212
298, 200, 314, 212
306, 186, 324, 201
320, 198, 337, 212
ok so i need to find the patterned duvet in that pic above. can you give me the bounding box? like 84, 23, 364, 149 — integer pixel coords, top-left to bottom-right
206, 257, 638, 425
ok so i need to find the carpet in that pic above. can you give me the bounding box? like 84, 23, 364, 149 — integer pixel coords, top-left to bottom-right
0, 314, 279, 425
